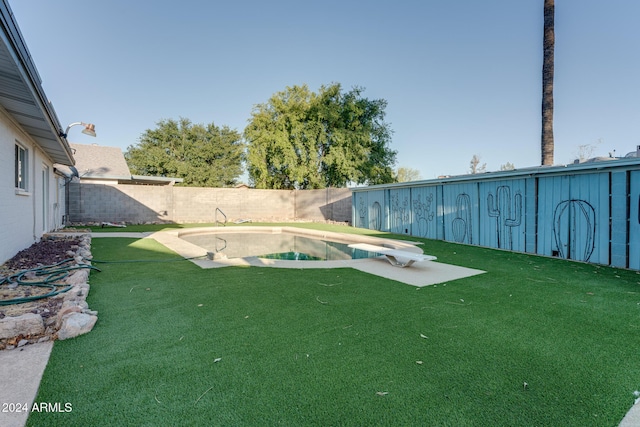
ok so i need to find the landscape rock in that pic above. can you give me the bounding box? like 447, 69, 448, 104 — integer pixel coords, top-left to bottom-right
0, 313, 44, 339
56, 304, 82, 321
57, 313, 97, 340
66, 269, 89, 285
78, 248, 91, 259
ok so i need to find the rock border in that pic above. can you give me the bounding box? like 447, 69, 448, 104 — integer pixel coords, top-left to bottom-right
0, 233, 97, 349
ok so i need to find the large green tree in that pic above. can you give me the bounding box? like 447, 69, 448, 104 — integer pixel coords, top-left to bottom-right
244, 83, 397, 189
125, 118, 243, 187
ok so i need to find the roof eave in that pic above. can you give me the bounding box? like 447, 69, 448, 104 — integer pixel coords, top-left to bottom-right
131, 175, 184, 184
0, 1, 74, 166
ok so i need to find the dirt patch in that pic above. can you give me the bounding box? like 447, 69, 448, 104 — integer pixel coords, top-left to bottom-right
3, 239, 81, 271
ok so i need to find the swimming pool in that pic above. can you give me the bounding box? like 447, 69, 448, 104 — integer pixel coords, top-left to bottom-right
181, 230, 378, 261
173, 226, 425, 263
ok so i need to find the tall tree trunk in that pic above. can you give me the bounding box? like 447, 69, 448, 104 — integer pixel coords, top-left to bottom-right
541, 0, 555, 165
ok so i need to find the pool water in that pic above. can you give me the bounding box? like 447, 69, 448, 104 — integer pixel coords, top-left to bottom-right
260, 252, 322, 261
180, 232, 377, 261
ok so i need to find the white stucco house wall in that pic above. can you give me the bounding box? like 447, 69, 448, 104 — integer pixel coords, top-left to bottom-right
0, 1, 76, 264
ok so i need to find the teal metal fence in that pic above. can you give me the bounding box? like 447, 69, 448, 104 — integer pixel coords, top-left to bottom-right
352, 158, 640, 269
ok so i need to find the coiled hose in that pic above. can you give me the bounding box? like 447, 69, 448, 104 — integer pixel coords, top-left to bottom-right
0, 258, 101, 306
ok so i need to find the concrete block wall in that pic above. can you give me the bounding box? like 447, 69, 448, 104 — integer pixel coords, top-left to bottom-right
68, 183, 352, 224
171, 187, 294, 223
69, 182, 171, 223
295, 188, 352, 223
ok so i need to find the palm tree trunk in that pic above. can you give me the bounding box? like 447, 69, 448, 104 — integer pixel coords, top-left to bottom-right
541, 0, 555, 165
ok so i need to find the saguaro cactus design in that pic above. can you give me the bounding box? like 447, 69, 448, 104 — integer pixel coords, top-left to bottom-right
452, 193, 472, 244
487, 186, 522, 250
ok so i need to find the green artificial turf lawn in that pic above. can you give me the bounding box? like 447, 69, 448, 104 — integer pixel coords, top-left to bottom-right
27, 225, 640, 426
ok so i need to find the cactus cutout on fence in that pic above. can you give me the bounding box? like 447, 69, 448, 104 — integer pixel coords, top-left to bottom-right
553, 199, 596, 262
487, 186, 522, 250
413, 193, 435, 237
358, 196, 366, 226
391, 194, 410, 233
370, 201, 382, 231
452, 193, 472, 244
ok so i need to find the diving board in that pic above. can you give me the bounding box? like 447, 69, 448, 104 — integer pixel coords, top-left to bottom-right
348, 243, 437, 268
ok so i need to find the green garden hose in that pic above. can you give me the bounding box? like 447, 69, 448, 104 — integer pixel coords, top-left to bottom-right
1, 255, 202, 306
0, 258, 101, 306
88, 255, 206, 264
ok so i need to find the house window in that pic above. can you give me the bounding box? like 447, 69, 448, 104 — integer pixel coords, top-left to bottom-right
15, 143, 28, 191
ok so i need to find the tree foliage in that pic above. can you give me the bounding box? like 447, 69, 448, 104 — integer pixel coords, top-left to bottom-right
244, 83, 397, 189
573, 138, 603, 162
500, 162, 515, 171
125, 118, 244, 187
469, 154, 486, 174
396, 166, 422, 182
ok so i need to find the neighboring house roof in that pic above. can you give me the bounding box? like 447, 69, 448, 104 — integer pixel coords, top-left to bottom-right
71, 143, 132, 180
71, 142, 183, 185
0, 1, 74, 165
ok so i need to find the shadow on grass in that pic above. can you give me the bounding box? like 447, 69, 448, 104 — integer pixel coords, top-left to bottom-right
28, 228, 640, 426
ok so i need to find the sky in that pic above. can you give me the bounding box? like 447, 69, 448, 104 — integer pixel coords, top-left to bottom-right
9, 0, 640, 180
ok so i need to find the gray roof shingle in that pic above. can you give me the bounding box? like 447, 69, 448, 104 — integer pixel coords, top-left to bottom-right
70, 143, 131, 179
